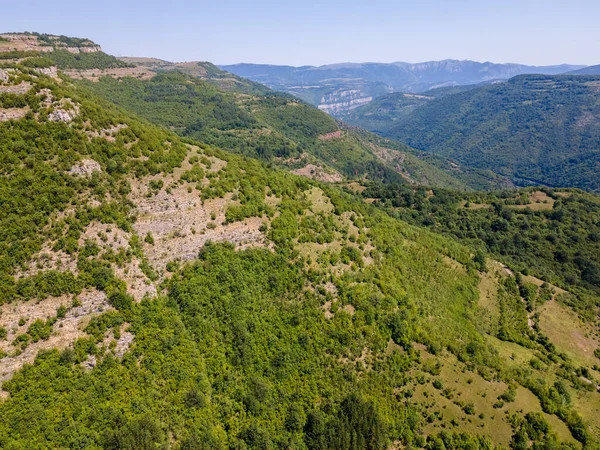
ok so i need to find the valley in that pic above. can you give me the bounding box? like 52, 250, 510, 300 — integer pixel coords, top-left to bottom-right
220, 61, 585, 114
347, 75, 600, 192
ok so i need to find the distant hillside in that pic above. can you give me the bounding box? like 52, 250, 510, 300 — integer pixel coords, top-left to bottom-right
80, 65, 510, 190
220, 60, 585, 115
380, 75, 600, 191
118, 58, 272, 95
568, 64, 600, 75
340, 83, 493, 133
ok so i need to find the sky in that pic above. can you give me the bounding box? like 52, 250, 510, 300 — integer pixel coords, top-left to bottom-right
3, 0, 600, 66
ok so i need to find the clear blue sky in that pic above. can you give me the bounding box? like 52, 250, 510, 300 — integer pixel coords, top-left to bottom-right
3, 0, 599, 66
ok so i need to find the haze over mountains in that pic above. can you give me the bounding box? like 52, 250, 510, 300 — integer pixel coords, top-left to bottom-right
568, 64, 600, 75
221, 60, 586, 114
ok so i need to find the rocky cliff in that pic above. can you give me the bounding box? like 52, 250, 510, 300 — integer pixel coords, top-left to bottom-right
0, 32, 102, 53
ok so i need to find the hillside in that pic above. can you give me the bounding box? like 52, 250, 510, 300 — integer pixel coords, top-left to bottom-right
0, 32, 131, 71
1, 35, 514, 192
1, 38, 600, 449
379, 75, 600, 192
340, 83, 490, 133
75, 63, 512, 191
363, 184, 600, 299
220, 61, 584, 115
568, 65, 600, 75
117, 57, 273, 95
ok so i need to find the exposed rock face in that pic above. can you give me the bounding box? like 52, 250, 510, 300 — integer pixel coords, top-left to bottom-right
64, 46, 101, 54
318, 90, 373, 114
0, 82, 32, 94
290, 164, 344, 183
114, 328, 134, 358
132, 180, 267, 274
0, 69, 8, 82
48, 106, 77, 123
86, 123, 128, 142
0, 33, 102, 54
69, 159, 102, 176
0, 33, 53, 52
318, 130, 342, 141
0, 289, 111, 382
65, 67, 155, 81
34, 66, 58, 78
0, 107, 28, 122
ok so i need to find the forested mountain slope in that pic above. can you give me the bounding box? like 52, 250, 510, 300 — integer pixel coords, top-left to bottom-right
381, 75, 600, 191
363, 184, 600, 301
0, 36, 599, 449
78, 66, 511, 191
339, 83, 488, 133
117, 58, 274, 96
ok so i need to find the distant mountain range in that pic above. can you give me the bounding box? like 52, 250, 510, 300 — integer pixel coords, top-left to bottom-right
568, 64, 600, 75
220, 60, 586, 114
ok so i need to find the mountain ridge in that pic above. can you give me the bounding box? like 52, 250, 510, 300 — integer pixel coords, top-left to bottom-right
220, 60, 586, 114
567, 64, 600, 75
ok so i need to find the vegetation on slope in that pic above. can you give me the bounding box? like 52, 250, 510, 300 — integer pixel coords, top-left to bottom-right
118, 59, 273, 96
340, 84, 485, 133
220, 61, 583, 112
363, 184, 600, 316
47, 49, 132, 70
79, 71, 482, 189
80, 69, 513, 190
1, 54, 599, 449
0, 32, 130, 70
379, 75, 600, 191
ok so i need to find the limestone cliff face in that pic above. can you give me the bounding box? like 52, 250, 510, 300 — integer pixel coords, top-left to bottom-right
64, 45, 102, 54
0, 33, 102, 53
318, 89, 373, 114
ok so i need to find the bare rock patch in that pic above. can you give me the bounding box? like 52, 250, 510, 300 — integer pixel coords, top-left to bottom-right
0, 289, 111, 383
69, 159, 102, 177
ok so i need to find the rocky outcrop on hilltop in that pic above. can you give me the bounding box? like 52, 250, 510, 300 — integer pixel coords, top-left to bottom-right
0, 33, 102, 53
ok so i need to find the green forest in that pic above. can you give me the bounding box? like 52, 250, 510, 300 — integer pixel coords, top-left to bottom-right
353, 76, 600, 192
0, 43, 599, 450
78, 70, 506, 191
362, 184, 600, 314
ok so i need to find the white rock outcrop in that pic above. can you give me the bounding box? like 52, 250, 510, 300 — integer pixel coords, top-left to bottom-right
48, 108, 76, 123
69, 159, 102, 177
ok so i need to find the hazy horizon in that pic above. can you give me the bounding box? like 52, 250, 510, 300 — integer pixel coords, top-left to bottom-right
218, 60, 587, 69
2, 0, 599, 67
